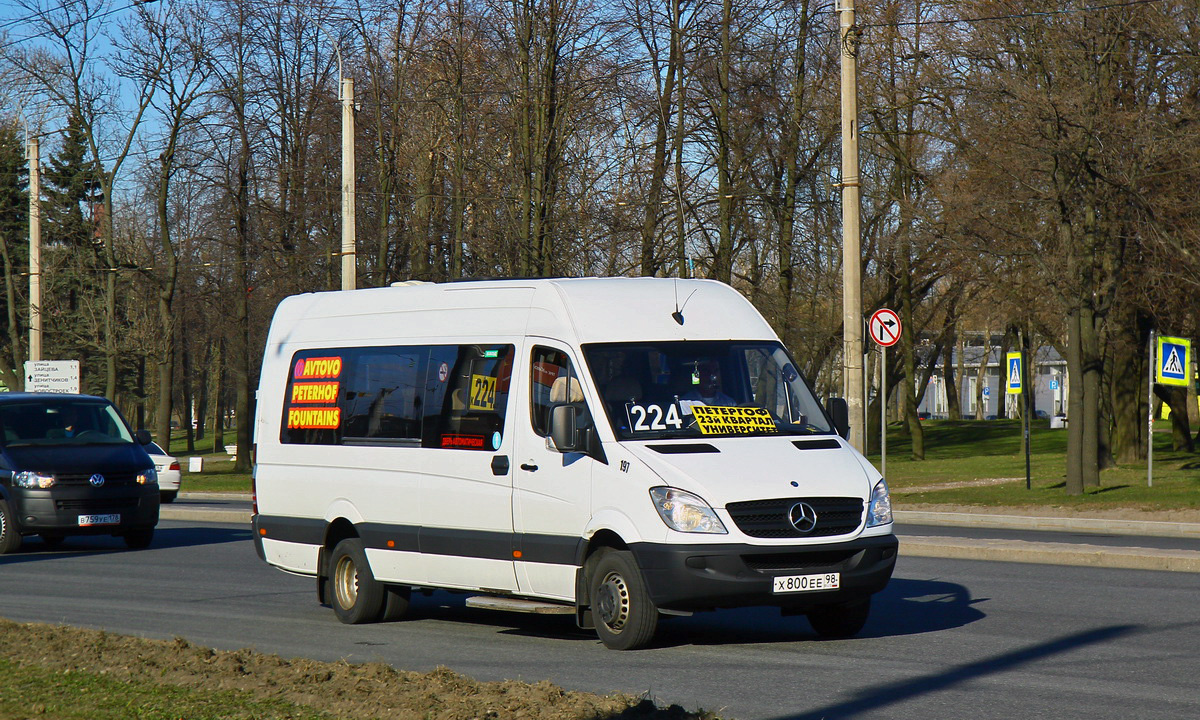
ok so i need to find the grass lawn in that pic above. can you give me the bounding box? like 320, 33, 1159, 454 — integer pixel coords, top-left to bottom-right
166, 429, 253, 494
875, 419, 1200, 511
166, 421, 1200, 512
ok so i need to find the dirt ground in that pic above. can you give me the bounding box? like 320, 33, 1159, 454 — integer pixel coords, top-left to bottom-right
0, 619, 711, 720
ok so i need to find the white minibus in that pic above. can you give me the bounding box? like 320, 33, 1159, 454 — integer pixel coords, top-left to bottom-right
252, 277, 896, 649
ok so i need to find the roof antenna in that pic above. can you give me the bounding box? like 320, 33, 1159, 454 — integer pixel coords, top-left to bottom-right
671, 280, 697, 326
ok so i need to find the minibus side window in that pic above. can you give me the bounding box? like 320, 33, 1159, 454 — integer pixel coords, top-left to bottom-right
281, 345, 513, 449
422, 344, 514, 451
530, 347, 588, 437
281, 350, 350, 445
341, 350, 426, 443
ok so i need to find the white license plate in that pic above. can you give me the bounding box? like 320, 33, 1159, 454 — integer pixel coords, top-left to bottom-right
78, 514, 120, 526
773, 572, 840, 594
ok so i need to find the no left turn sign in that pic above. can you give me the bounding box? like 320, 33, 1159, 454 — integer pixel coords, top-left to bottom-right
869, 308, 902, 347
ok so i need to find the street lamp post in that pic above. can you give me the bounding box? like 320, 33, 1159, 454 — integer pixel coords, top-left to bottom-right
839, 0, 865, 452
27, 134, 41, 364
340, 75, 356, 291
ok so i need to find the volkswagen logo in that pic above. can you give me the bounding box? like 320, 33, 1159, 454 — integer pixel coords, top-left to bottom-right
788, 502, 818, 533
88, 474, 105, 488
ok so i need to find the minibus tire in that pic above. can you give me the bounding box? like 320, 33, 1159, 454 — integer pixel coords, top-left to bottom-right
124, 527, 155, 550
0, 500, 20, 554
588, 549, 658, 650
807, 598, 870, 639
329, 539, 386, 624
380, 585, 412, 622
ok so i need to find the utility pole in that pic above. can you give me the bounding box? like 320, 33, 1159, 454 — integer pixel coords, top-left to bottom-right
341, 76, 356, 291
839, 0, 864, 451
27, 135, 41, 364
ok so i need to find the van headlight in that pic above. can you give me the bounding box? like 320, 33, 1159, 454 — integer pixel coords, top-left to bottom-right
866, 478, 893, 527
649, 487, 727, 534
14, 471, 55, 489
136, 467, 158, 486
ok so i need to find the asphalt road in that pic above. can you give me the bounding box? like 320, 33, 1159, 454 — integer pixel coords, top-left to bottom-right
2, 519, 1199, 719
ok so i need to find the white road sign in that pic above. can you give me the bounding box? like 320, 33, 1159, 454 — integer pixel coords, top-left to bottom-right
24, 360, 80, 394
868, 308, 902, 347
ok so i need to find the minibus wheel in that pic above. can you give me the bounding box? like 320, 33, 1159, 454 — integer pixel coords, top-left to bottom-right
380, 585, 412, 622
40, 533, 65, 549
124, 527, 155, 549
329, 538, 386, 624
0, 500, 20, 554
807, 598, 870, 639
588, 549, 658, 650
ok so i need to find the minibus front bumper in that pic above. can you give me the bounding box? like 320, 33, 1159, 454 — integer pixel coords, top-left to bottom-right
628, 533, 898, 611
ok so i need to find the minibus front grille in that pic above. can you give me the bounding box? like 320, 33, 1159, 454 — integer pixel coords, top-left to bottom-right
741, 549, 859, 573
53, 473, 140, 487
55, 498, 141, 512
725, 497, 864, 538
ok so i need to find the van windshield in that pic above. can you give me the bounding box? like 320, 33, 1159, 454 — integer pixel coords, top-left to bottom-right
0, 399, 136, 447
583, 341, 834, 441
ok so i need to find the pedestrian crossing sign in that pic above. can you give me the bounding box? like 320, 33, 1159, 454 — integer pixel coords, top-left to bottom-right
1156, 336, 1191, 387
1006, 352, 1022, 394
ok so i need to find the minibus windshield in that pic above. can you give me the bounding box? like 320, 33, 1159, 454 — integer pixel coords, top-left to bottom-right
583, 341, 834, 441
0, 399, 136, 447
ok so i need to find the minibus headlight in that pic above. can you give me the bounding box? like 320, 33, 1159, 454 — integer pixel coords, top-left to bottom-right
649, 487, 727, 534
136, 467, 158, 486
14, 471, 55, 489
866, 478, 893, 527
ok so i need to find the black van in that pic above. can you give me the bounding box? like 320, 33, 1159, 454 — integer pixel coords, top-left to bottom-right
0, 393, 160, 553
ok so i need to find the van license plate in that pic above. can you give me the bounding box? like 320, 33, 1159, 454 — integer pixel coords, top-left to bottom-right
773, 573, 839, 594
78, 514, 120, 526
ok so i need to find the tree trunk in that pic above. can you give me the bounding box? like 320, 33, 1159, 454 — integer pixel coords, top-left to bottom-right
900, 247, 924, 459
996, 330, 1011, 420
1066, 309, 1084, 495
1080, 305, 1106, 484
711, 0, 734, 284
639, 8, 677, 278
944, 333, 961, 420
1154, 385, 1195, 452
1108, 310, 1148, 463
975, 332, 989, 420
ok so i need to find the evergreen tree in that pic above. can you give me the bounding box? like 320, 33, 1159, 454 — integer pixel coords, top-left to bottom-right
40, 111, 106, 371
42, 111, 103, 253
0, 120, 28, 390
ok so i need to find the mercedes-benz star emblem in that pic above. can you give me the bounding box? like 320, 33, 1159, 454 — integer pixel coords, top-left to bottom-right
89, 474, 105, 488
788, 502, 818, 533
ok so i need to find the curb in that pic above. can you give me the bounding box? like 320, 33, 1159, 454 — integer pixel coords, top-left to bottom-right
160, 507, 249, 524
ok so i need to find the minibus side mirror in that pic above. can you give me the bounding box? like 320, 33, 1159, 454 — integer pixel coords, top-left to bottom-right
827, 398, 850, 439
550, 405, 580, 452
135, 429, 153, 445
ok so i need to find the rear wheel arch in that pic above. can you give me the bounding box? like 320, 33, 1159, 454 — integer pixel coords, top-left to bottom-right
317, 518, 359, 605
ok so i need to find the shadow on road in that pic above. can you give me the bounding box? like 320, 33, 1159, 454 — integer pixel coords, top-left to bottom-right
383, 575, 987, 649
0, 525, 252, 565
762, 624, 1137, 720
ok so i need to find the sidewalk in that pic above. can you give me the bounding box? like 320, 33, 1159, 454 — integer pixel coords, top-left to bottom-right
895, 506, 1200, 573
163, 494, 1200, 574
